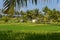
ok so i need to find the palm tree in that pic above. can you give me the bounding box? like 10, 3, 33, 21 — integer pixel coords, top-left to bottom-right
3, 0, 14, 15
3, 0, 37, 14
2, 0, 49, 14
3, 0, 59, 15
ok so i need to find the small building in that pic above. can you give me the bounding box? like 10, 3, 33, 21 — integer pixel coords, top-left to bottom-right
32, 19, 37, 23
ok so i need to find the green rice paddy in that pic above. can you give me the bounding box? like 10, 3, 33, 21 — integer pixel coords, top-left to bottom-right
0, 23, 60, 33
0, 23, 60, 40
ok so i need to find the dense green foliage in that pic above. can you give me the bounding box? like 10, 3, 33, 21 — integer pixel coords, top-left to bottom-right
1, 6, 60, 24
2, 0, 60, 23
0, 31, 60, 40
14, 7, 60, 24
3, 0, 60, 24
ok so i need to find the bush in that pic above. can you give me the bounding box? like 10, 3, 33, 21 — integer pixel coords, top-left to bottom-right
2, 16, 10, 23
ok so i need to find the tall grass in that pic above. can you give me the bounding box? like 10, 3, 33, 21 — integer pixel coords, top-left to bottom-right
0, 31, 60, 40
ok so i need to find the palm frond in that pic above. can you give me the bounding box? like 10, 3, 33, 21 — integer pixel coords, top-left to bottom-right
3, 0, 59, 14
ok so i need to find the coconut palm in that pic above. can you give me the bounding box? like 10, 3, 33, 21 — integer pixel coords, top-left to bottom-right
3, 0, 51, 14
3, 0, 59, 15
3, 0, 15, 15
3, 0, 37, 14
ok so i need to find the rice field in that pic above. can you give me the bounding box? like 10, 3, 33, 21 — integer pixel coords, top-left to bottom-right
0, 23, 60, 33
0, 23, 60, 40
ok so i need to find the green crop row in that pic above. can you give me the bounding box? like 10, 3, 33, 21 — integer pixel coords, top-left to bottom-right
0, 31, 60, 40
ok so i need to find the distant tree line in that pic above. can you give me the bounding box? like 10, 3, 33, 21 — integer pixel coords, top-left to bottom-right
0, 6, 60, 24
13, 6, 60, 24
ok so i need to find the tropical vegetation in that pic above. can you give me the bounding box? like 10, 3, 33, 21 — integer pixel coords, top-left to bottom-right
0, 0, 60, 40
0, 0, 59, 24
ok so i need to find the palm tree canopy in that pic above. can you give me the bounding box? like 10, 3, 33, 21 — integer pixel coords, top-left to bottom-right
3, 0, 59, 14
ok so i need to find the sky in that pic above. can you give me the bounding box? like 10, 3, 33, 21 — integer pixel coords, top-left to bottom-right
0, 0, 3, 9
0, 0, 60, 11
